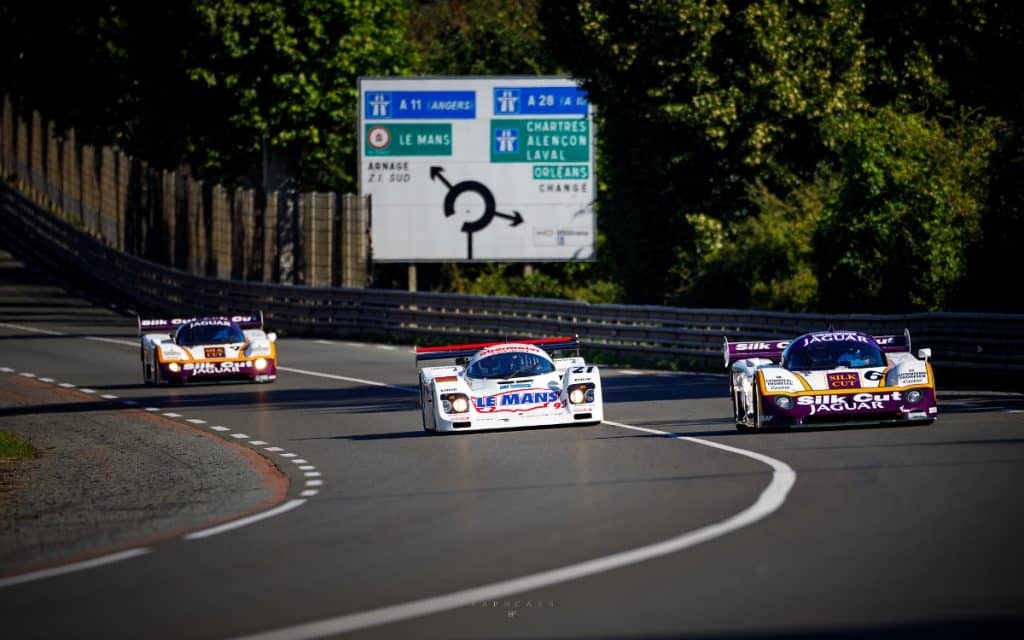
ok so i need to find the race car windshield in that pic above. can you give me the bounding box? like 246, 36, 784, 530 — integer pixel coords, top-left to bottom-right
782, 338, 886, 371
466, 352, 555, 379
176, 323, 246, 346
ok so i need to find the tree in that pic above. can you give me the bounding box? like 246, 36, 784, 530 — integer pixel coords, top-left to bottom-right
814, 107, 999, 311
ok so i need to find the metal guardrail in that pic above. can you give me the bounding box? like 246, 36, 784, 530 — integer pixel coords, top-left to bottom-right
2, 183, 1023, 375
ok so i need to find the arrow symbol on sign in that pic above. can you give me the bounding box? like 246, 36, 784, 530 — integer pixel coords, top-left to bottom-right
495, 210, 523, 226
430, 166, 453, 189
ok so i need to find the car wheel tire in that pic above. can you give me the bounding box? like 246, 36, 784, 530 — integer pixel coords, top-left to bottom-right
421, 386, 435, 434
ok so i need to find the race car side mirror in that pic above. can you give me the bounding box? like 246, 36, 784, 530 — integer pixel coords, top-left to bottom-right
267, 332, 277, 343
917, 348, 931, 361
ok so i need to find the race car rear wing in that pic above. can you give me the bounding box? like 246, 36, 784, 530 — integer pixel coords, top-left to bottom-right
137, 312, 264, 335
723, 328, 914, 367
415, 335, 580, 362
873, 329, 912, 353
723, 338, 792, 368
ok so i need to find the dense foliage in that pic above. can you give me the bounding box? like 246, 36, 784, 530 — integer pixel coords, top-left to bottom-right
1, 1, 1021, 312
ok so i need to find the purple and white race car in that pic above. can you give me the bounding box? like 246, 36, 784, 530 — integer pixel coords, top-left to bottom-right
139, 313, 277, 385
724, 328, 936, 431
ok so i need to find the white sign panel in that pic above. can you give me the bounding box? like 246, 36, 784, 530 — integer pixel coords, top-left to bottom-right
358, 76, 596, 262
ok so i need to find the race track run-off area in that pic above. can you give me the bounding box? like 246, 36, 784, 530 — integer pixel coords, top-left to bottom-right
1, 250, 1023, 640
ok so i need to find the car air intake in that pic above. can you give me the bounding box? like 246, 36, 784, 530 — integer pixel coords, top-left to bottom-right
452, 421, 472, 429
573, 413, 592, 420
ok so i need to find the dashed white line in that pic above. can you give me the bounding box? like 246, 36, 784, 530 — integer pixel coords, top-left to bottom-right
19, 372, 36, 378
277, 366, 417, 393
264, 446, 284, 452
249, 440, 269, 446
231, 433, 250, 439
0, 322, 64, 335
0, 548, 151, 589
145, 407, 160, 412
162, 412, 181, 418
59, 383, 75, 388
300, 490, 319, 497
0, 367, 13, 372
298, 465, 315, 470
291, 459, 308, 464
85, 336, 138, 347
211, 426, 230, 432
280, 453, 297, 458
304, 472, 322, 478
186, 419, 207, 425
305, 480, 324, 487
39, 377, 55, 383
80, 388, 97, 394
101, 394, 118, 400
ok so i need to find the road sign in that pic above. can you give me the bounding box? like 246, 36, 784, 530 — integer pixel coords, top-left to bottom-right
359, 76, 596, 262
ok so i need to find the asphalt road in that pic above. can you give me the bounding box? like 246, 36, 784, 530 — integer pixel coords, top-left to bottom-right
1, 257, 1023, 639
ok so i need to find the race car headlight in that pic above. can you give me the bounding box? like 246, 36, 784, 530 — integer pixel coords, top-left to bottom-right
168, 362, 181, 373
442, 394, 469, 414
906, 390, 922, 404
569, 383, 595, 404
254, 357, 268, 371
774, 395, 793, 410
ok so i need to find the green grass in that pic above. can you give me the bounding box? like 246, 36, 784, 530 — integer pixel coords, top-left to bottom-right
0, 430, 39, 460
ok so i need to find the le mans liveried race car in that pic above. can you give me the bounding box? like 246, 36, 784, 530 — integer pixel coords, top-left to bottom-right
415, 336, 603, 433
724, 328, 937, 431
139, 312, 277, 385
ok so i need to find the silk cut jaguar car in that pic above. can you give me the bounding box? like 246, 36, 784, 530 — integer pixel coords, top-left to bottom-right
139, 313, 277, 385
415, 336, 603, 433
724, 328, 936, 431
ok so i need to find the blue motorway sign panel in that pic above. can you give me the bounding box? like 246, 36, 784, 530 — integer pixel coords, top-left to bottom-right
364, 91, 476, 120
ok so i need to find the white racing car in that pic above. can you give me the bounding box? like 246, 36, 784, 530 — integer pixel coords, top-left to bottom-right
414, 336, 603, 433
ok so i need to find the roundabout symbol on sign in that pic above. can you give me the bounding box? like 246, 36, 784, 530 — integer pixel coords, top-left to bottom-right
431, 166, 523, 259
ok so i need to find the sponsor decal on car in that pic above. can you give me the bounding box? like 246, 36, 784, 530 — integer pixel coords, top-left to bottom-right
498, 382, 532, 390
898, 369, 929, 385
802, 332, 869, 346
735, 341, 790, 352
473, 388, 560, 413
764, 376, 794, 391
205, 347, 226, 358
797, 391, 903, 415
184, 362, 251, 374
827, 372, 860, 389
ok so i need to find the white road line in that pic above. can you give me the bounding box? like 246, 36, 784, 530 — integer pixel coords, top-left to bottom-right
300, 490, 319, 497
39, 377, 55, 383
229, 420, 796, 640
298, 466, 315, 471
162, 412, 181, 418
376, 345, 397, 351
249, 440, 269, 446
0, 548, 151, 589
278, 366, 417, 393
280, 453, 297, 458
291, 459, 308, 464
186, 419, 207, 425
211, 426, 230, 432
316, 340, 333, 345
19, 372, 36, 378
101, 394, 118, 400
184, 499, 307, 540
231, 433, 249, 439
264, 446, 284, 452
0, 322, 64, 335
145, 407, 160, 412
0, 367, 13, 372
305, 480, 324, 487
85, 336, 138, 347
303, 472, 322, 478
80, 388, 96, 394
59, 383, 76, 388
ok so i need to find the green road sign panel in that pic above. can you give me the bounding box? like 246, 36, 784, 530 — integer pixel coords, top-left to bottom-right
490, 119, 590, 163
366, 123, 452, 156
